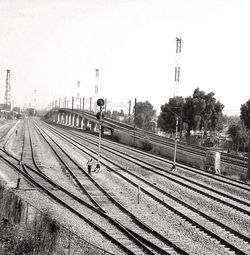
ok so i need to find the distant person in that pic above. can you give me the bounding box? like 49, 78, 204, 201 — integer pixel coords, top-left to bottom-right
87, 158, 93, 175
94, 163, 101, 173
16, 130, 18, 136
170, 164, 177, 171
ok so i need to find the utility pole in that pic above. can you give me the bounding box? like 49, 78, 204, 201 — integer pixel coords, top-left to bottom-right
171, 115, 178, 171
77, 81, 80, 108
72, 96, 74, 111
89, 97, 92, 112
104, 98, 107, 113
129, 100, 131, 124
133, 98, 137, 144
180, 101, 183, 141
5, 70, 11, 118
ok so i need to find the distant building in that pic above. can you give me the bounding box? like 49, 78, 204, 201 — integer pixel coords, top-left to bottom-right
27, 108, 36, 116
13, 107, 21, 113
0, 103, 11, 111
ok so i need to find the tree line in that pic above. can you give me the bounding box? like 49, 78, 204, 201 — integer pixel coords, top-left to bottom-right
104, 87, 250, 152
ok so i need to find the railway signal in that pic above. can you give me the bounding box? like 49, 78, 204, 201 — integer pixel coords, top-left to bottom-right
96, 111, 104, 120
96, 98, 105, 170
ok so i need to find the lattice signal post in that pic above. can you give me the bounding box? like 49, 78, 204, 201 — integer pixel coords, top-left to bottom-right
174, 38, 182, 97
5, 69, 11, 111
94, 68, 99, 112
172, 38, 182, 171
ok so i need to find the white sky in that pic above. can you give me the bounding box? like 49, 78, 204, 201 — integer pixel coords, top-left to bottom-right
0, 0, 249, 115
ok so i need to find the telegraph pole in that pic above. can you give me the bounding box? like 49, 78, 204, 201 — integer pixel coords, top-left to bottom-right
89, 97, 92, 112
133, 98, 137, 145
129, 100, 131, 124
171, 115, 178, 171
5, 70, 11, 118
77, 81, 80, 109
72, 96, 74, 111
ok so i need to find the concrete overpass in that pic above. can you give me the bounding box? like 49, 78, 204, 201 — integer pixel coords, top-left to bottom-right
44, 108, 118, 135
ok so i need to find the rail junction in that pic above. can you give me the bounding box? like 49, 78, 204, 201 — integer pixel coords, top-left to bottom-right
0, 116, 250, 255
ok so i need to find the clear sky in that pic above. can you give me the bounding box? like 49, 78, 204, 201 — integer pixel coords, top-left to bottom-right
0, 0, 249, 115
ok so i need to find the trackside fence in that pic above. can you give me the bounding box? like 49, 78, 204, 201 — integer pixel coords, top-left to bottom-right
0, 183, 114, 255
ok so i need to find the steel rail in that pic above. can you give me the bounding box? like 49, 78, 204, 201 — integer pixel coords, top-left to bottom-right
39, 121, 250, 255
34, 119, 188, 255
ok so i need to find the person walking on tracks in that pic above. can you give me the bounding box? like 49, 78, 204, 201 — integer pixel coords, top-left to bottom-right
94, 163, 101, 173
87, 158, 93, 175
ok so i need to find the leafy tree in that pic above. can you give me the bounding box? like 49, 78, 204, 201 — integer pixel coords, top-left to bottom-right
134, 101, 156, 130
210, 101, 224, 132
228, 121, 249, 152
192, 88, 224, 138
240, 99, 250, 129
157, 96, 183, 133
157, 88, 224, 141
240, 99, 250, 180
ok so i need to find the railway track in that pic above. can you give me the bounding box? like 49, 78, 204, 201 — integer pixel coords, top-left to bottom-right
73, 110, 248, 168
33, 119, 189, 255
0, 120, 172, 255
37, 119, 250, 255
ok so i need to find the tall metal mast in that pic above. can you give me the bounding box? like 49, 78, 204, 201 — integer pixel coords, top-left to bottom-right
5, 69, 11, 110
171, 38, 182, 171
174, 38, 181, 97
94, 68, 99, 112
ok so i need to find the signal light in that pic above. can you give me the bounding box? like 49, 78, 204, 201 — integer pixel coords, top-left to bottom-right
97, 98, 105, 107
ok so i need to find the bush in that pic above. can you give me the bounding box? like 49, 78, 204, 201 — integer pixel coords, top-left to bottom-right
141, 136, 152, 151
0, 219, 35, 254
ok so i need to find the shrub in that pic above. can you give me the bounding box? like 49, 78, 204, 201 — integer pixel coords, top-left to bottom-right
141, 136, 152, 151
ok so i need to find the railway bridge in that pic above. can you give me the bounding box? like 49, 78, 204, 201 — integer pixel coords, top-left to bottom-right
44, 108, 115, 135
